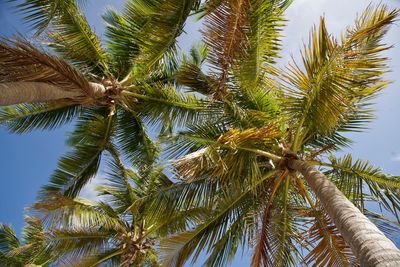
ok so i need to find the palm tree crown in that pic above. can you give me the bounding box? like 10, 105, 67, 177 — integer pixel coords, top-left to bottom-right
150, 2, 400, 266
1, 0, 210, 201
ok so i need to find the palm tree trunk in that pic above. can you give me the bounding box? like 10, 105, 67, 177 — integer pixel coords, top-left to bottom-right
0, 82, 105, 106
288, 159, 400, 267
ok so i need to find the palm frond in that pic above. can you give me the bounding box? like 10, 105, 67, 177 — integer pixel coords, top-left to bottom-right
0, 224, 23, 266
78, 248, 123, 267
96, 155, 138, 213
252, 173, 298, 267
283, 5, 398, 151
9, 217, 50, 264
124, 83, 214, 129
176, 63, 216, 96
145, 178, 219, 226
0, 103, 80, 133
203, 0, 250, 93
0, 38, 94, 100
46, 1, 109, 75
48, 228, 114, 265
0, 224, 20, 254
321, 154, 400, 217
172, 124, 281, 183
233, 0, 286, 92
160, 171, 277, 267
303, 211, 357, 267
115, 108, 158, 166
104, 0, 198, 76
33, 193, 126, 232
39, 108, 115, 198
12, 0, 86, 34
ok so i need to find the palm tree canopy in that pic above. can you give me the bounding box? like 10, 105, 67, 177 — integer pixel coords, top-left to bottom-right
31, 158, 207, 266
0, 0, 216, 201
1, 1, 400, 266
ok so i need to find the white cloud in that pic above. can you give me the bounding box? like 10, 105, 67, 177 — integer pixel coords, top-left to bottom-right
79, 173, 107, 201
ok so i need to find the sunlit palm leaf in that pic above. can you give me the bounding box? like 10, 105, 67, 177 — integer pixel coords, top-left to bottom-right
233, 0, 286, 92
47, 2, 109, 75
126, 82, 213, 129
283, 6, 398, 151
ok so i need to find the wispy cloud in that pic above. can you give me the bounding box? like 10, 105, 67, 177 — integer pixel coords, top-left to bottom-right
391, 154, 400, 162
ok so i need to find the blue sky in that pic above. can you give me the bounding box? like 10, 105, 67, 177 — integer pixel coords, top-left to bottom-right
0, 0, 399, 265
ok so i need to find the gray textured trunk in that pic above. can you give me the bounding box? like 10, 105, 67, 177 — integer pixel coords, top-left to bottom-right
288, 159, 400, 267
0, 82, 105, 106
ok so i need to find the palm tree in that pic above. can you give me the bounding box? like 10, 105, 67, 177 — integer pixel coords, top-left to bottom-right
31, 157, 206, 266
152, 2, 400, 266
0, 0, 209, 200
0, 217, 51, 266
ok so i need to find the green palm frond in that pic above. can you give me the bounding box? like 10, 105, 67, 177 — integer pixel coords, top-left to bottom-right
124, 83, 213, 129
233, 0, 286, 92
11, 0, 86, 34
0, 103, 80, 133
160, 192, 252, 267
48, 228, 114, 265
47, 2, 109, 75
0, 218, 51, 266
9, 217, 50, 265
104, 0, 199, 76
115, 108, 158, 166
201, 0, 292, 98
32, 161, 183, 266
176, 44, 216, 96
39, 109, 115, 198
283, 5, 398, 151
252, 173, 300, 267
172, 124, 281, 183
321, 154, 400, 217
33, 193, 126, 233
160, 171, 277, 267
77, 248, 123, 267
0, 225, 20, 254
144, 178, 218, 226
176, 63, 216, 95
96, 156, 139, 213
229, 83, 282, 127
130, 0, 198, 70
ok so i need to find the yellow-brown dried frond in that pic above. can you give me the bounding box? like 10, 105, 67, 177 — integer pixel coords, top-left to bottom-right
216, 124, 282, 149
203, 0, 251, 85
304, 212, 358, 267
0, 38, 93, 97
